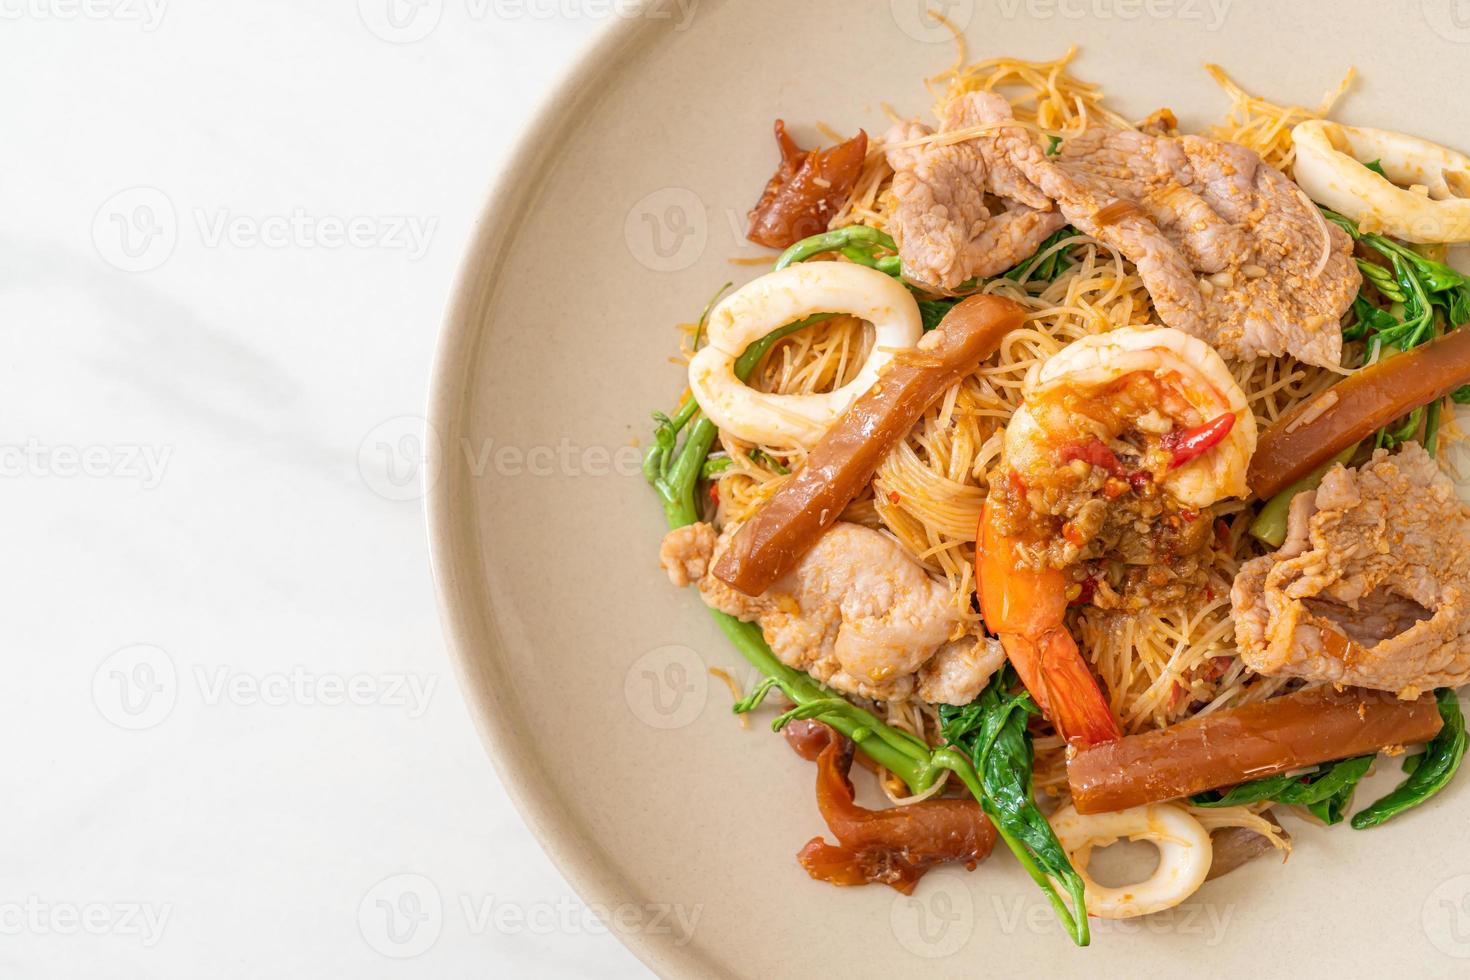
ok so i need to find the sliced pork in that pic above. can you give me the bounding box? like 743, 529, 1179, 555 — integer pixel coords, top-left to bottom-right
1231, 443, 1470, 698
884, 92, 1065, 291
1005, 125, 1360, 367
659, 521, 999, 702
887, 92, 1360, 366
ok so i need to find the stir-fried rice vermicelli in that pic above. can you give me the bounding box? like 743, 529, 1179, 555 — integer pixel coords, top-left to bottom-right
671, 50, 1367, 802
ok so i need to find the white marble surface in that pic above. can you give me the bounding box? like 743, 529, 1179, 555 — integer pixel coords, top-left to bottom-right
1, 4, 650, 976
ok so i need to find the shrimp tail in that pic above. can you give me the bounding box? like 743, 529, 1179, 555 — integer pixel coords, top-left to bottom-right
978, 497, 1122, 748
999, 628, 1122, 747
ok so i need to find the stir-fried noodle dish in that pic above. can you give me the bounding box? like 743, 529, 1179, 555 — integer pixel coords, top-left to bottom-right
643, 47, 1470, 943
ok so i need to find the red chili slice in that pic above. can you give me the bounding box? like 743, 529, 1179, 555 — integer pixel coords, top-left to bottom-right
1162, 412, 1235, 469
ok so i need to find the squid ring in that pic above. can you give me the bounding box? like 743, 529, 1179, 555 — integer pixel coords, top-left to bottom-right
1293, 119, 1470, 243
688, 263, 923, 449
1050, 802, 1213, 919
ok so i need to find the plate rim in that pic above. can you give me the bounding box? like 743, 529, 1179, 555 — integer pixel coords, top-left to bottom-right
425, 10, 713, 979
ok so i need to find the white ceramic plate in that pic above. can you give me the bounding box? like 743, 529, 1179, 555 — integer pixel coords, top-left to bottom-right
430, 2, 1470, 974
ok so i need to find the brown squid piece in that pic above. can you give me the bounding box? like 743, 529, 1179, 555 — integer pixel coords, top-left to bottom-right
1248, 326, 1470, 498
746, 121, 868, 249
1066, 685, 1444, 814
713, 294, 1026, 596
785, 721, 996, 894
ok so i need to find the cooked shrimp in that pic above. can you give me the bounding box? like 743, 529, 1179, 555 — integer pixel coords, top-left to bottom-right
1050, 802, 1213, 918
978, 327, 1252, 742
1004, 325, 1256, 510
687, 262, 922, 449
978, 496, 1123, 747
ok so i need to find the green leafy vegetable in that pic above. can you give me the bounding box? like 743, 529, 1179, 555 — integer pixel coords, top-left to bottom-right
644, 407, 708, 528
1378, 404, 1424, 451
1326, 210, 1470, 347
1322, 208, 1470, 454
1326, 210, 1469, 299
1045, 135, 1063, 156
939, 669, 1089, 941
1351, 688, 1467, 829
1192, 754, 1373, 825
775, 225, 898, 271
1193, 688, 1467, 829
1363, 158, 1387, 178
1343, 294, 1398, 342
748, 449, 790, 474
1422, 399, 1446, 461
1005, 226, 1077, 283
